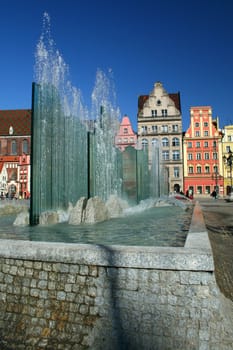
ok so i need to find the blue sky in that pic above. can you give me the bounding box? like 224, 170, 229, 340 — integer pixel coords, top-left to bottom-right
0, 0, 233, 131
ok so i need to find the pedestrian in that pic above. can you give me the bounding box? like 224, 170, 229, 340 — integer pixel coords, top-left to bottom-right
211, 190, 217, 199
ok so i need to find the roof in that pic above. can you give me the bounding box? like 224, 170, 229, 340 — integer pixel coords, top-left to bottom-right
0, 109, 31, 136
138, 95, 149, 112
138, 92, 181, 113
169, 93, 181, 112
0, 156, 19, 162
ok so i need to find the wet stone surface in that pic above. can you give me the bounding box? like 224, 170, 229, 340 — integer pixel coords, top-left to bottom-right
199, 198, 233, 301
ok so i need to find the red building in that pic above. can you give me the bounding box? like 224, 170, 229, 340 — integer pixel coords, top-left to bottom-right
183, 106, 224, 197
115, 114, 137, 151
0, 110, 31, 198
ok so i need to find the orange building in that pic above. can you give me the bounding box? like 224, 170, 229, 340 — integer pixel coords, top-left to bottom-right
115, 114, 137, 151
183, 106, 224, 197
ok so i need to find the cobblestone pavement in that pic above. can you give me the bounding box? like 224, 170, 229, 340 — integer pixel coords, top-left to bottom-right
198, 197, 233, 301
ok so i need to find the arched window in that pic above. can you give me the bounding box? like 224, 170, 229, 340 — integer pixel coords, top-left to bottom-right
11, 140, 17, 155
22, 139, 28, 154
172, 137, 180, 146
141, 138, 148, 149
151, 138, 159, 147
162, 137, 169, 147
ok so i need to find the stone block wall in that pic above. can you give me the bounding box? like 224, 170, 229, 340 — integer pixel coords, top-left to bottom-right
0, 202, 232, 349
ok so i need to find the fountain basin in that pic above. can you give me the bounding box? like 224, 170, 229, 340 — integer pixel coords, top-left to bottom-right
0, 199, 192, 247
0, 202, 232, 349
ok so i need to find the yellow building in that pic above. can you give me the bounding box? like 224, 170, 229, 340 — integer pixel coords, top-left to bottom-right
222, 125, 233, 195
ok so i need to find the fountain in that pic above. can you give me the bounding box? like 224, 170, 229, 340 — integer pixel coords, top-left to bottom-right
1, 14, 228, 350
30, 12, 169, 226
0, 12, 192, 248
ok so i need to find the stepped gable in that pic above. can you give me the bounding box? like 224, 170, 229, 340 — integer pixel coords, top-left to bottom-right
0, 109, 31, 136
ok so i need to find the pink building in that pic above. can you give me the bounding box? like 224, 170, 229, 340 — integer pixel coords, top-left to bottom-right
115, 115, 137, 151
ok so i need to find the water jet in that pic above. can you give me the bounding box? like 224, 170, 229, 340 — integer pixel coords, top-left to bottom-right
30, 13, 168, 228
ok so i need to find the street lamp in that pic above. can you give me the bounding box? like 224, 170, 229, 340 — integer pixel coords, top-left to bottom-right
223, 148, 233, 193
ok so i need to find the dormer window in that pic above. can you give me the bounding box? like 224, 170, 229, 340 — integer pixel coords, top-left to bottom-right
151, 110, 157, 117
157, 100, 161, 106
9, 126, 14, 135
162, 109, 168, 117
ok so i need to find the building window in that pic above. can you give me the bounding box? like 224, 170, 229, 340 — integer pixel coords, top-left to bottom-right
204, 122, 208, 127
213, 152, 217, 160
172, 150, 180, 160
197, 166, 202, 173
162, 150, 169, 160
22, 139, 28, 154
162, 137, 169, 147
196, 153, 201, 160
172, 137, 179, 146
205, 186, 211, 194
161, 125, 168, 133
227, 135, 232, 142
152, 138, 159, 146
188, 166, 193, 174
174, 167, 179, 178
172, 125, 178, 132
162, 109, 168, 117
11, 140, 17, 155
195, 122, 199, 127
204, 141, 208, 147
213, 165, 218, 173
195, 131, 200, 137
197, 186, 202, 194
123, 128, 128, 134
151, 110, 157, 117
141, 126, 147, 134
188, 142, 192, 148
188, 153, 193, 160
196, 142, 200, 148
226, 145, 231, 153
204, 153, 209, 160
205, 166, 210, 173
141, 138, 148, 149
213, 140, 217, 148
204, 131, 208, 136
152, 125, 158, 133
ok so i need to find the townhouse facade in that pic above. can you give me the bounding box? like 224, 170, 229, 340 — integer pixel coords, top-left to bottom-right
0, 110, 31, 198
183, 106, 224, 197
0, 99, 232, 201
221, 124, 233, 195
137, 82, 183, 193
115, 114, 137, 151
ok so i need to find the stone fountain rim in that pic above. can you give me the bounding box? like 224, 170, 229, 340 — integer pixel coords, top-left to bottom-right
0, 201, 214, 272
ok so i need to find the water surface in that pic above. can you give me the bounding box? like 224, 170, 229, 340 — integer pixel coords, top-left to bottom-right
0, 206, 191, 247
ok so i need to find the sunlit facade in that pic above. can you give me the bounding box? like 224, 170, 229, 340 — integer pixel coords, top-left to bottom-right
183, 107, 224, 197
137, 82, 183, 193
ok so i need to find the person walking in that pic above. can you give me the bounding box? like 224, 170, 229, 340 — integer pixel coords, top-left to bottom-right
211, 190, 217, 199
